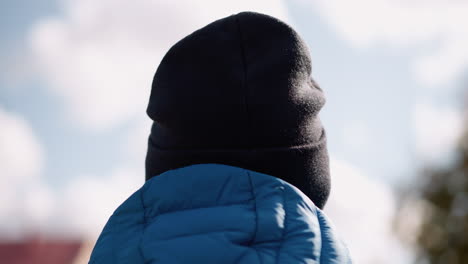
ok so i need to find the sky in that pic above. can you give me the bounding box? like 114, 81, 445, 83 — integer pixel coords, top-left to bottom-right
1, 1, 467, 263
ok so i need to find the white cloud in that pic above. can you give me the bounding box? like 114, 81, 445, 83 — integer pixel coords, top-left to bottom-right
306, 0, 468, 86
53, 167, 142, 238
412, 102, 464, 161
0, 107, 49, 238
22, 182, 55, 233
0, 107, 143, 239
1, 168, 142, 239
325, 158, 412, 264
0, 108, 44, 182
341, 120, 373, 152
29, 0, 289, 131
124, 118, 152, 165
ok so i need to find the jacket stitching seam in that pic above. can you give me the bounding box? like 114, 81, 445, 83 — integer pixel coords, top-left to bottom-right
141, 229, 252, 242
139, 189, 149, 263
144, 200, 253, 222
275, 183, 287, 264
246, 170, 262, 264
317, 211, 325, 264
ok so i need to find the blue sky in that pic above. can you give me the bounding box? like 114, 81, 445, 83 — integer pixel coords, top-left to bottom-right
1, 1, 466, 263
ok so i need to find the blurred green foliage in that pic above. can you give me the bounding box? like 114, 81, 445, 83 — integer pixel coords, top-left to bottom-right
414, 131, 468, 263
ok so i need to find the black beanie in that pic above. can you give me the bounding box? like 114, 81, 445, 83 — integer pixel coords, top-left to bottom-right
145, 11, 330, 208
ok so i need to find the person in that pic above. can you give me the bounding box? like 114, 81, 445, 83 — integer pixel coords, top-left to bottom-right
89, 11, 352, 263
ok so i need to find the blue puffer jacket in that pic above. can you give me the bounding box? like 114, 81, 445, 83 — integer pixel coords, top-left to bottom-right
89, 164, 352, 263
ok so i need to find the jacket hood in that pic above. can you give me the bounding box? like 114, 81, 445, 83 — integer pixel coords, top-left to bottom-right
90, 164, 351, 263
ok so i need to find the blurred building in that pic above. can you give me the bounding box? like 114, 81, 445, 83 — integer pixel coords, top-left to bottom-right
0, 237, 94, 264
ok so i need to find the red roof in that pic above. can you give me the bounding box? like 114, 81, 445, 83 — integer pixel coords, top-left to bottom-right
0, 238, 83, 264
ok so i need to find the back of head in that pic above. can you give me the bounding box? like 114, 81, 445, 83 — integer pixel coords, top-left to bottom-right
146, 11, 330, 208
